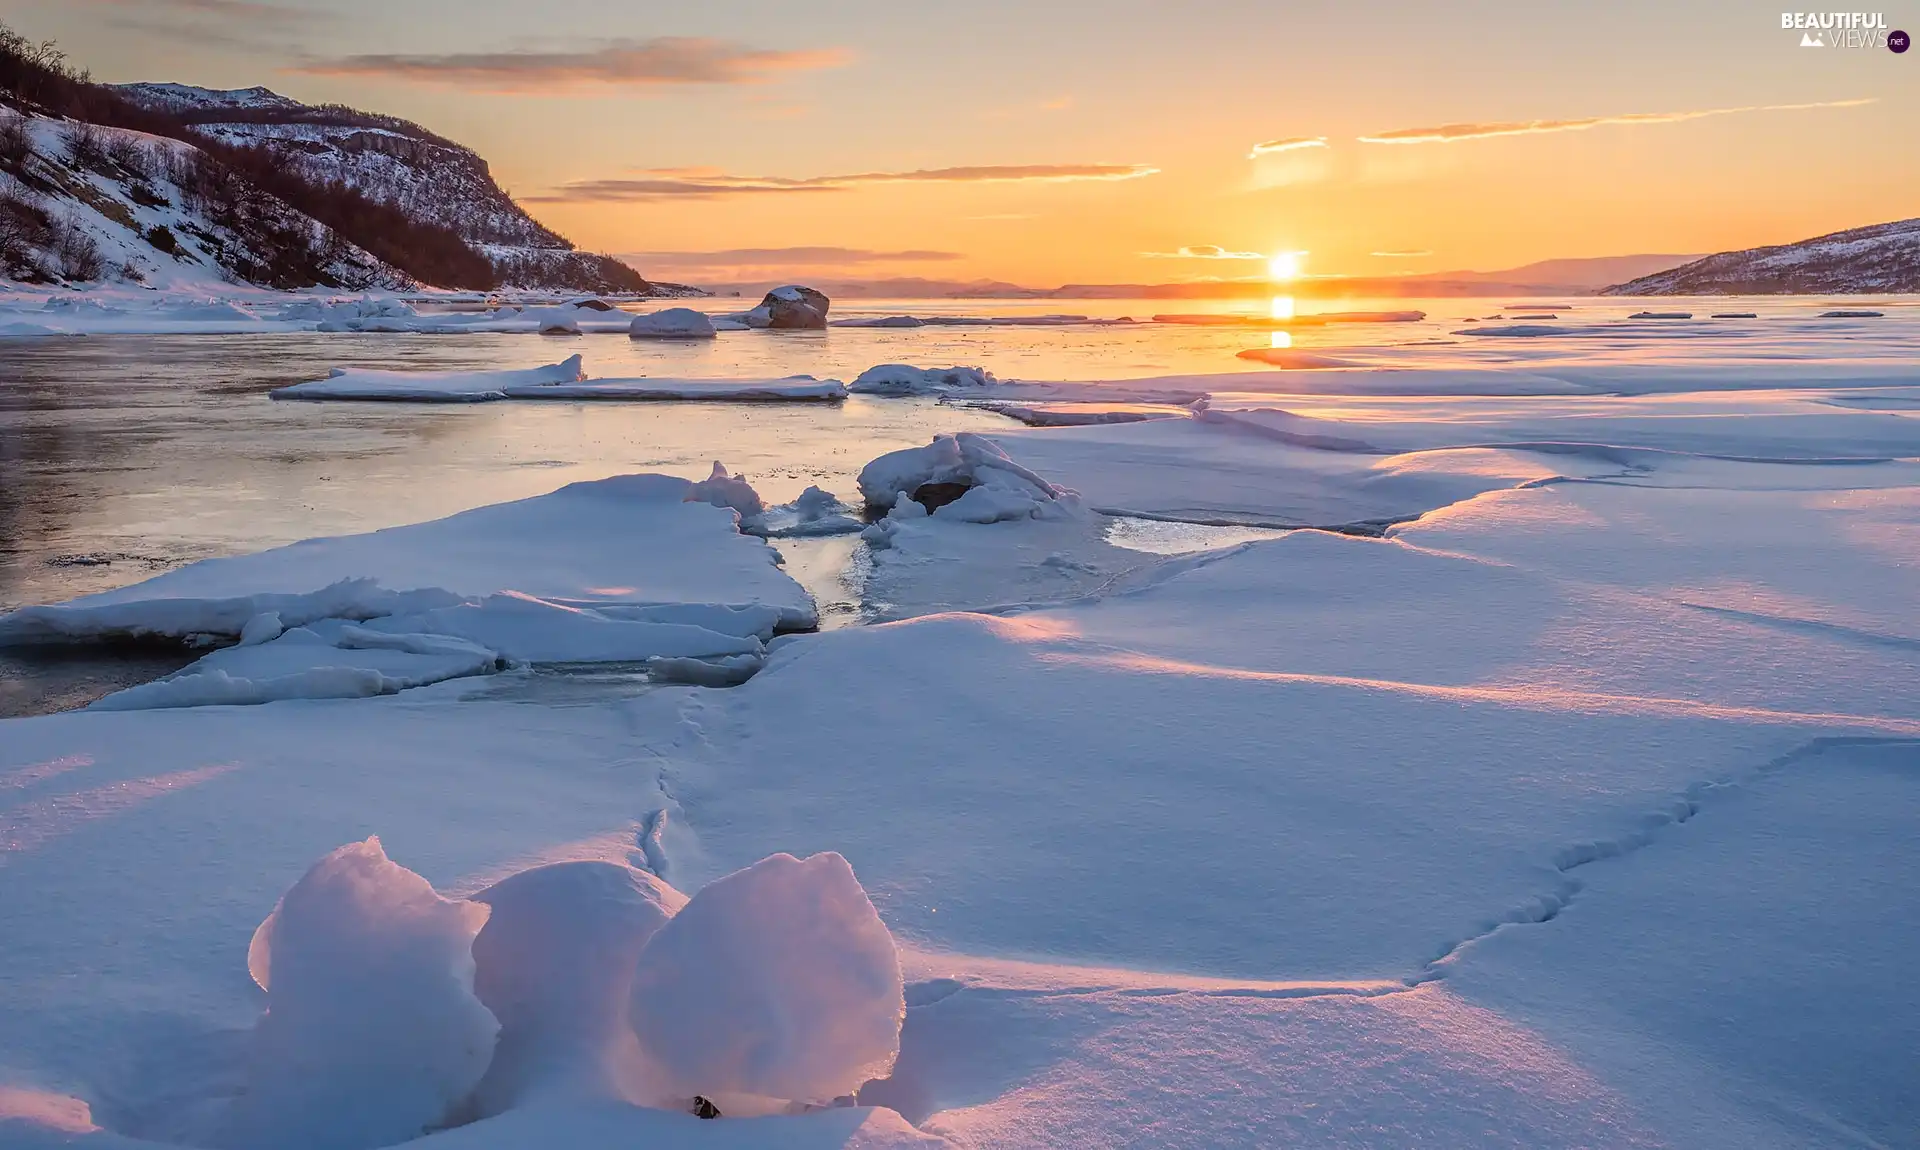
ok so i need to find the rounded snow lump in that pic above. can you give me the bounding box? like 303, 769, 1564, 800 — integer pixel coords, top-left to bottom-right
628, 851, 904, 1107
468, 861, 688, 1114
222, 837, 497, 1150
630, 307, 717, 340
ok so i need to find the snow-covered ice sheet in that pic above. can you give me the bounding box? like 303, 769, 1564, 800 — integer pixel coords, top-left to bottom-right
1198, 388, 1920, 461
508, 377, 848, 402
270, 356, 587, 402
0, 473, 816, 646
982, 419, 1606, 528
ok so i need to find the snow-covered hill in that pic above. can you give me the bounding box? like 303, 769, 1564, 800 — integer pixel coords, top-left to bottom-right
1605, 218, 1920, 295
114, 83, 668, 293
0, 110, 404, 291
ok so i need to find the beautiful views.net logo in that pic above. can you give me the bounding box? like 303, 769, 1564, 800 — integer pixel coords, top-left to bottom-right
1781, 11, 1905, 49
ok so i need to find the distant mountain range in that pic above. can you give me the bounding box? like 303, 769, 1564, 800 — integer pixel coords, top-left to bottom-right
0, 25, 681, 293
1605, 218, 1920, 295
695, 254, 1703, 301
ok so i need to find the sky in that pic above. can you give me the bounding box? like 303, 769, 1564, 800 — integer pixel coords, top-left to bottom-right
2, 0, 1915, 287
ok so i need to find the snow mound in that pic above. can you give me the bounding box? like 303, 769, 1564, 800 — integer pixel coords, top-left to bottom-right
223, 838, 497, 1150
849, 364, 997, 397
272, 356, 587, 402
857, 433, 1066, 512
469, 862, 688, 1115
629, 308, 717, 340
628, 852, 904, 1111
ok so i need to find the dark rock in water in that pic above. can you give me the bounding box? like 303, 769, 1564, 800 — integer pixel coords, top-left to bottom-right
760, 285, 831, 329
1820, 309, 1884, 318
691, 1096, 721, 1120
570, 298, 616, 312
1628, 311, 1692, 319
1711, 312, 1758, 319
911, 482, 973, 512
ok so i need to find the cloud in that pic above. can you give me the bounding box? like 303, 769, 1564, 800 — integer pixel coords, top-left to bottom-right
81, 0, 309, 20
1141, 245, 1267, 260
625, 247, 964, 269
1246, 136, 1328, 159
291, 37, 851, 92
1370, 250, 1433, 258
1358, 97, 1876, 144
530, 163, 1159, 202
78, 0, 321, 48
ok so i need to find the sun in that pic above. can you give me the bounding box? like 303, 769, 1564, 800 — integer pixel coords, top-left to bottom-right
1268, 251, 1303, 281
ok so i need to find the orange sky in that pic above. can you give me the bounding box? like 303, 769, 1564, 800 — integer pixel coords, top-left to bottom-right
5, 0, 1915, 286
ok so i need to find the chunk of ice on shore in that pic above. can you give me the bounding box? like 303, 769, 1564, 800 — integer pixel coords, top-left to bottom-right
628, 852, 904, 1107
857, 433, 1063, 510
271, 356, 586, 403
221, 838, 497, 1150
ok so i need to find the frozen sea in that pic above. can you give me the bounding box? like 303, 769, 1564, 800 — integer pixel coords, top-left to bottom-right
0, 291, 1917, 1149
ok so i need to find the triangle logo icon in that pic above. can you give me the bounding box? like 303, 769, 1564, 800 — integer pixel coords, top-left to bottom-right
1800, 30, 1824, 46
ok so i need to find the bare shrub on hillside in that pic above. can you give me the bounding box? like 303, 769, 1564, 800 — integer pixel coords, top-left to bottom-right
0, 183, 52, 278
49, 214, 102, 280
0, 112, 30, 167
59, 119, 105, 169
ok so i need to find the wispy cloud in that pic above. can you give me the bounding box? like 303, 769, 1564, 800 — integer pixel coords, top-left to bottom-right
625, 247, 963, 268
1141, 245, 1266, 260
291, 37, 851, 93
531, 163, 1160, 202
1246, 136, 1328, 159
1358, 98, 1876, 144
82, 0, 309, 19
1370, 250, 1433, 258
79, 0, 321, 48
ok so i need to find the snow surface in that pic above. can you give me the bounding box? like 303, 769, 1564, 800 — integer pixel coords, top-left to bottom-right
3, 335, 1919, 1147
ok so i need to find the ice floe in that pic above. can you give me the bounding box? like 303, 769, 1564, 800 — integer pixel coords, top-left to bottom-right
628, 308, 717, 340
270, 357, 845, 404
0, 474, 814, 706
271, 356, 588, 402
848, 364, 997, 397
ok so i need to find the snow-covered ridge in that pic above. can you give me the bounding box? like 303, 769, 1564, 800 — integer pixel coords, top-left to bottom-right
1606, 216, 1920, 295
0, 112, 402, 290
112, 83, 668, 294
